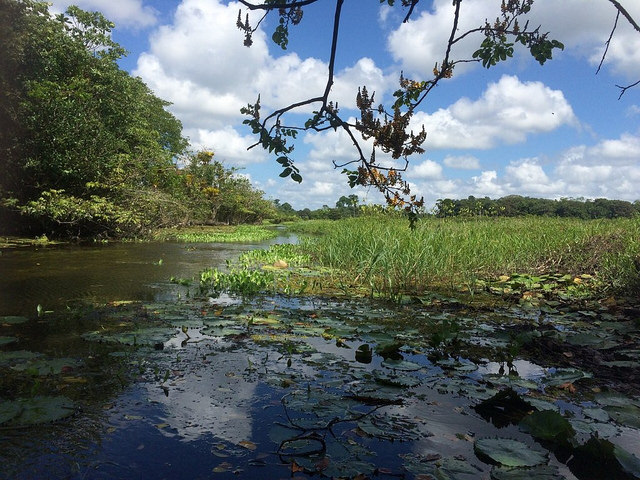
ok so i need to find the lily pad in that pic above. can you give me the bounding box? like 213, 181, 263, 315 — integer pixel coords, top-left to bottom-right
0, 400, 23, 425
381, 358, 423, 371
474, 438, 548, 467
0, 336, 17, 346
1, 396, 76, 426
490, 465, 564, 480
604, 404, 640, 429
519, 410, 575, 443
11, 357, 82, 376
83, 326, 175, 346
0, 316, 29, 325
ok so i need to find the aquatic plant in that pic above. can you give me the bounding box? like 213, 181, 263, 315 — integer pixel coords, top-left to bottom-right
153, 225, 278, 243
300, 215, 640, 300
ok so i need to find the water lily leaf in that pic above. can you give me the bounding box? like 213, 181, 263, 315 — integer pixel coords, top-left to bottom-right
381, 358, 423, 371
542, 368, 591, 387
490, 465, 564, 480
604, 404, 640, 429
5, 396, 75, 426
0, 316, 28, 325
0, 336, 17, 346
474, 438, 547, 467
83, 326, 175, 346
582, 407, 609, 422
11, 357, 82, 376
402, 454, 479, 479
519, 410, 575, 443
594, 391, 640, 408
373, 371, 421, 388
0, 400, 23, 425
0, 350, 42, 366
613, 445, 640, 477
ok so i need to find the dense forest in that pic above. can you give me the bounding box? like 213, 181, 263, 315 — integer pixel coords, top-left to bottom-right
0, 1, 277, 239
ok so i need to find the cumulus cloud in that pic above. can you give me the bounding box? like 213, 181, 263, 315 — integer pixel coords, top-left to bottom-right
443, 155, 481, 169
387, 0, 640, 79
410, 75, 576, 149
412, 159, 443, 179
51, 0, 158, 29
193, 127, 268, 165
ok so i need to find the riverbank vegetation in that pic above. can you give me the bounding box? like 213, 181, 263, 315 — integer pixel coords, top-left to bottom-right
198, 215, 640, 303
0, 2, 277, 240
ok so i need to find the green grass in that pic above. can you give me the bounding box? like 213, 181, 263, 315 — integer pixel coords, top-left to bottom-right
152, 225, 279, 243
299, 215, 640, 298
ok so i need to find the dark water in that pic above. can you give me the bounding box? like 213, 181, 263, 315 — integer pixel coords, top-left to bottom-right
1, 236, 639, 480
0, 235, 295, 317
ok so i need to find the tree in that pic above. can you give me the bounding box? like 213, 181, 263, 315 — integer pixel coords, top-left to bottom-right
235, 0, 639, 223
0, 1, 189, 237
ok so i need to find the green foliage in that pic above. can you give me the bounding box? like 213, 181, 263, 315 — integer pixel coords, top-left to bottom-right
434, 195, 640, 219
199, 267, 276, 296
0, 2, 278, 239
300, 215, 640, 298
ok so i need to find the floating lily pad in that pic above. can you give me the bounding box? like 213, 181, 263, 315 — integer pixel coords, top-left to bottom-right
604, 404, 640, 429
1, 396, 76, 426
0, 316, 29, 325
474, 438, 548, 467
0, 400, 23, 425
519, 410, 575, 443
542, 368, 591, 387
83, 326, 175, 346
402, 454, 479, 479
0, 350, 42, 366
11, 357, 82, 376
0, 336, 17, 346
614, 444, 640, 478
490, 465, 564, 480
373, 371, 421, 388
381, 358, 423, 371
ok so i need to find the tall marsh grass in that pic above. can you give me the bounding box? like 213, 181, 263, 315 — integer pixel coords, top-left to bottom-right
301, 215, 640, 296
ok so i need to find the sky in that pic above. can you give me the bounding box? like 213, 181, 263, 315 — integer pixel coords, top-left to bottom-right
49, 0, 640, 210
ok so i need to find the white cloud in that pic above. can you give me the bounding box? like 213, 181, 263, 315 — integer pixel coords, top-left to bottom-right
51, 0, 158, 29
412, 75, 576, 149
192, 127, 268, 165
387, 0, 640, 79
412, 159, 443, 179
443, 155, 481, 169
387, 0, 488, 77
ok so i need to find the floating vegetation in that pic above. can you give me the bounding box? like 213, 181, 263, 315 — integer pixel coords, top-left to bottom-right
0, 396, 76, 427
153, 225, 279, 243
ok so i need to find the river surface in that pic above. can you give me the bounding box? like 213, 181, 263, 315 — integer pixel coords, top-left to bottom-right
0, 234, 295, 317
1, 236, 639, 480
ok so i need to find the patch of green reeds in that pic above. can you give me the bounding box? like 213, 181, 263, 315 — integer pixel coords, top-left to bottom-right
153, 225, 278, 243
300, 215, 640, 297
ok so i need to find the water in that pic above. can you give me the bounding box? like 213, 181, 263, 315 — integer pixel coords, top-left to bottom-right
0, 238, 291, 317
0, 237, 639, 480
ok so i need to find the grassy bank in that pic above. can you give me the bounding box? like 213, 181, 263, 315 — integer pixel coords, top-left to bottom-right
295, 215, 640, 298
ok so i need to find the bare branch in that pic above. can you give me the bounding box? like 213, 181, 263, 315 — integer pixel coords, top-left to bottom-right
616, 79, 640, 99
597, 10, 619, 75
607, 0, 640, 33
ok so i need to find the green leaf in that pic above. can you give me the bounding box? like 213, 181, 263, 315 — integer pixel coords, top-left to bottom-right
279, 167, 292, 178
519, 410, 575, 443
474, 438, 548, 467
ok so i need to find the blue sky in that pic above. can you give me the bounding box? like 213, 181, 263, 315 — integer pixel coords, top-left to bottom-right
50, 0, 640, 210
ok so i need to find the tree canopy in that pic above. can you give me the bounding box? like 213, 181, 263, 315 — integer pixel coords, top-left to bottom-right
236, 0, 640, 222
0, 0, 278, 238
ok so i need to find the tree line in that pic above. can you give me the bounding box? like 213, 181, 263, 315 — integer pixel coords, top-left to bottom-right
434, 196, 640, 219
0, 1, 277, 239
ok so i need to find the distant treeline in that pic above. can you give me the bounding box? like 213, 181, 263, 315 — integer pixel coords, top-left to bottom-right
433, 196, 640, 219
